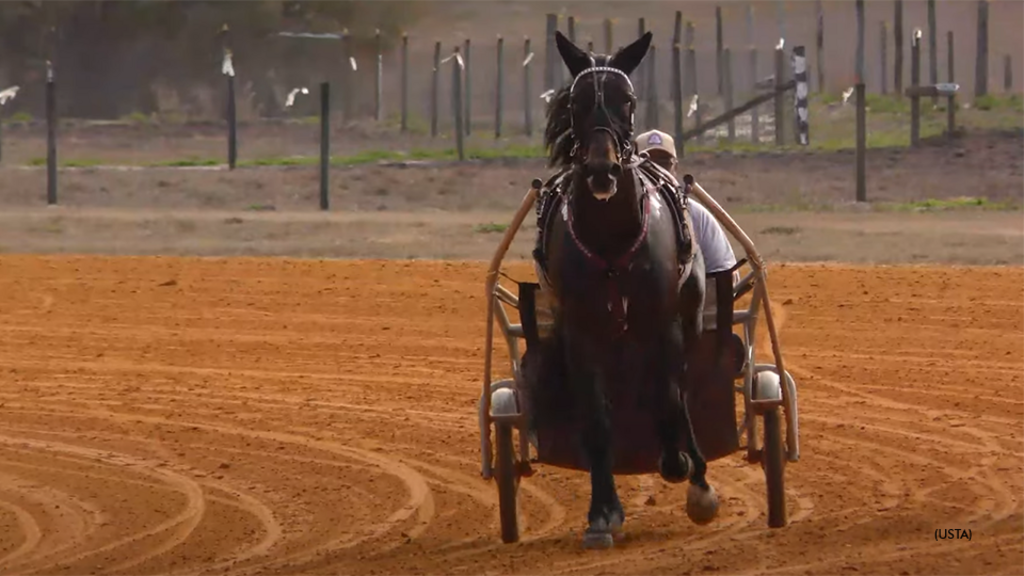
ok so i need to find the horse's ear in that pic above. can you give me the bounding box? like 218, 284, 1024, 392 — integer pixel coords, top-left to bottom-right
555, 30, 592, 78
609, 31, 653, 76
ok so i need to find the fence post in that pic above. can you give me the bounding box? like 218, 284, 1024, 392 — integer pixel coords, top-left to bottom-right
910, 29, 921, 146
46, 60, 57, 205
927, 0, 937, 105
880, 21, 889, 95
1004, 54, 1013, 92
342, 30, 353, 123
431, 41, 440, 137
774, 43, 784, 146
724, 47, 734, 141
464, 38, 472, 135
673, 42, 683, 148
894, 0, 904, 97
603, 18, 613, 53
715, 6, 724, 96
645, 44, 659, 130
400, 33, 408, 132
816, 0, 825, 92
221, 25, 237, 170
495, 35, 504, 139
375, 29, 383, 122
947, 31, 956, 138
524, 37, 533, 137
793, 46, 809, 145
855, 83, 866, 203
855, 0, 865, 86
975, 0, 988, 98
750, 46, 760, 144
452, 47, 465, 160
319, 81, 330, 211
684, 21, 699, 147
544, 13, 557, 92
567, 16, 576, 44
636, 18, 647, 100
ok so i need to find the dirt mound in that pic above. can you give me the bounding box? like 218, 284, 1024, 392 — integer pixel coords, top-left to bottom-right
0, 256, 1020, 574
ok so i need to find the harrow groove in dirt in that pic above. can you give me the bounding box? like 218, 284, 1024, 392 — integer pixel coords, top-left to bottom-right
0, 255, 1021, 575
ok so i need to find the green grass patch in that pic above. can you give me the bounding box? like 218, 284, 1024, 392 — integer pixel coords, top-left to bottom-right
473, 222, 509, 233
877, 196, 1020, 212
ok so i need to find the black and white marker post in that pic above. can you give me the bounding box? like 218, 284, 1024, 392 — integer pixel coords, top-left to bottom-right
792, 46, 809, 145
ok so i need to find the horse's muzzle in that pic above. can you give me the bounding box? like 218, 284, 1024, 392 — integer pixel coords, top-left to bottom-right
585, 161, 623, 201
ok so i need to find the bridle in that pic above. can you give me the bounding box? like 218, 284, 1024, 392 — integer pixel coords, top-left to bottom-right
567, 61, 638, 165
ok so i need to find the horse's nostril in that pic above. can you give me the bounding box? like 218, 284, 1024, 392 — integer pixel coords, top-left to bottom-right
609, 163, 623, 179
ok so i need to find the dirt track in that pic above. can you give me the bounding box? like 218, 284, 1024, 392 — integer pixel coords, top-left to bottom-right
0, 255, 1021, 575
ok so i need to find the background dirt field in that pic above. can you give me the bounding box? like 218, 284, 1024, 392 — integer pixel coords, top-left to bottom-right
0, 256, 1021, 575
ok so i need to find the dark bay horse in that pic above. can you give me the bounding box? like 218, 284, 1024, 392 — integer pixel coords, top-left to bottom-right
532, 31, 719, 548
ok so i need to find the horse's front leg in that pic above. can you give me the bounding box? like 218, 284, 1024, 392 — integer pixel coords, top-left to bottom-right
563, 330, 623, 549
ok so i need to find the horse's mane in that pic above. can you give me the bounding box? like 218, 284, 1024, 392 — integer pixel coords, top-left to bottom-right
543, 83, 575, 169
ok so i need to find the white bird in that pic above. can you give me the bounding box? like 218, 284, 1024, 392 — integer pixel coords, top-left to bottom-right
523, 52, 535, 67
285, 87, 309, 108
222, 51, 235, 77
842, 86, 854, 105
776, 38, 785, 50
0, 85, 19, 106
687, 94, 699, 118
539, 88, 556, 103
349, 57, 357, 71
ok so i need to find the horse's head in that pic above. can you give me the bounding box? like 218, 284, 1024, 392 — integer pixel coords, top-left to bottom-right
554, 30, 652, 201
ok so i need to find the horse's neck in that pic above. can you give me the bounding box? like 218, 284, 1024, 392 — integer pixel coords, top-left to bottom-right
570, 168, 643, 260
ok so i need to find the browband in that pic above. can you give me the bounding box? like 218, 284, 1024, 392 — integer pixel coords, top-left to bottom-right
569, 66, 635, 95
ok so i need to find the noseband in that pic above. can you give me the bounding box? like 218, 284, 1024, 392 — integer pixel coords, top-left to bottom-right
568, 63, 638, 163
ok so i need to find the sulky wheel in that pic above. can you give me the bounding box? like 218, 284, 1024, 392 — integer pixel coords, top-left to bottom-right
494, 421, 520, 543
762, 406, 787, 528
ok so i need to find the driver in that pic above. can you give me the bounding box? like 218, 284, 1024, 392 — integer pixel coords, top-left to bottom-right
634, 129, 739, 299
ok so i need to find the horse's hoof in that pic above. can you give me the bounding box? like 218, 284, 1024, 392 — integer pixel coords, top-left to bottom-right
582, 530, 615, 550
686, 483, 720, 525
658, 452, 692, 484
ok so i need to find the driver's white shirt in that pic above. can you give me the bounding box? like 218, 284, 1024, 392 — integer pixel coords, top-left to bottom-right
687, 198, 737, 274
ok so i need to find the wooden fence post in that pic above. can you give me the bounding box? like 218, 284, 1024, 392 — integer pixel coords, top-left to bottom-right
567, 16, 576, 44
400, 32, 409, 132
855, 83, 866, 203
342, 30, 353, 123
1004, 54, 1013, 92
881, 21, 889, 95
46, 60, 57, 205
894, 0, 904, 97
910, 29, 921, 146
927, 0, 937, 105
495, 35, 504, 139
604, 18, 613, 53
374, 29, 383, 122
816, 0, 825, 92
975, 0, 988, 97
637, 17, 647, 101
774, 44, 784, 146
319, 81, 330, 211
524, 36, 533, 137
431, 41, 440, 137
715, 6, 724, 96
685, 21, 699, 145
672, 10, 683, 147
724, 47, 734, 141
452, 46, 465, 160
855, 0, 865, 86
464, 38, 472, 135
221, 25, 237, 170
947, 31, 956, 138
645, 44, 659, 130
